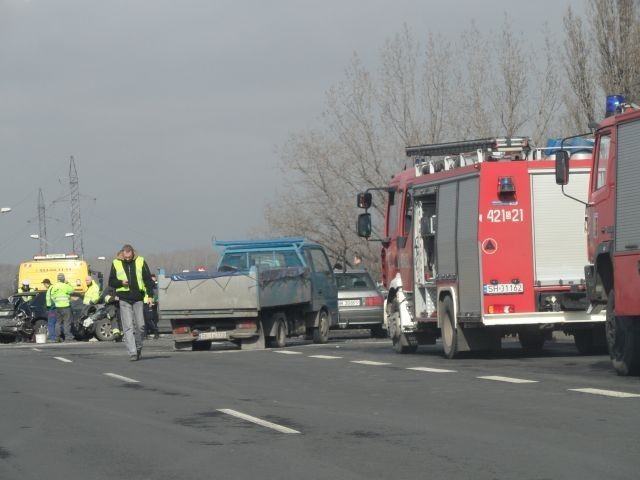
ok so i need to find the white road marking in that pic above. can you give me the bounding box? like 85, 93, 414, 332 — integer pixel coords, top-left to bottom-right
32, 348, 42, 352
407, 366, 457, 373
478, 375, 538, 384
53, 356, 72, 363
273, 350, 303, 355
218, 409, 300, 434
569, 388, 640, 398
351, 360, 392, 366
104, 373, 140, 384
308, 355, 343, 359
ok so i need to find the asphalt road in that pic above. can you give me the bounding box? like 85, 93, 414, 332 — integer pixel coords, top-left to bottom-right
1, 332, 639, 480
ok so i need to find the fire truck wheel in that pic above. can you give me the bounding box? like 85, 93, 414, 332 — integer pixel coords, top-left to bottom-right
573, 326, 607, 355
441, 296, 458, 359
312, 310, 330, 344
518, 330, 545, 352
606, 290, 640, 376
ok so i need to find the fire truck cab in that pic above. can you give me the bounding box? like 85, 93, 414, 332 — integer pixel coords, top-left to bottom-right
557, 96, 640, 375
358, 136, 605, 357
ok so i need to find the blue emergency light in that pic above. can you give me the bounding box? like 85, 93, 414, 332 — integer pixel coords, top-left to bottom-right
606, 94, 625, 116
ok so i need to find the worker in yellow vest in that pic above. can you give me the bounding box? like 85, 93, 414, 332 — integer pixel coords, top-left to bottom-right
108, 244, 154, 361
83, 276, 101, 305
50, 273, 75, 342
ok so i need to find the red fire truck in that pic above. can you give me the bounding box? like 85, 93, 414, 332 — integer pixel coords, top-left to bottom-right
357, 136, 604, 357
556, 96, 640, 375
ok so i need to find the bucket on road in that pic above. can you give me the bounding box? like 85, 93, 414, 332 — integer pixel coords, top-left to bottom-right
35, 333, 47, 344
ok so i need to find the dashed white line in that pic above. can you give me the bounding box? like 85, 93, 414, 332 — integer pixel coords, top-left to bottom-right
218, 409, 300, 434
104, 373, 140, 383
478, 375, 538, 384
273, 350, 303, 355
407, 366, 457, 373
351, 360, 392, 366
32, 348, 42, 352
53, 356, 72, 363
569, 388, 640, 398
308, 355, 343, 359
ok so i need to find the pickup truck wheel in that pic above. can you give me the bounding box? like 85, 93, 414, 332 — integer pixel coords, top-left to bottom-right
441, 296, 458, 359
267, 318, 287, 348
174, 341, 192, 351
192, 341, 212, 351
241, 321, 265, 350
606, 290, 640, 375
95, 320, 113, 341
312, 310, 330, 344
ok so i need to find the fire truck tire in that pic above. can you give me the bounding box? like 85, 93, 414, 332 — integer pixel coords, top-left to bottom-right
441, 296, 458, 359
518, 331, 545, 352
606, 290, 640, 376
573, 326, 607, 355
312, 310, 330, 344
241, 320, 266, 350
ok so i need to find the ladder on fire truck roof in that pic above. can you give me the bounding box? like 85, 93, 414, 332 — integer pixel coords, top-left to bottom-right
406, 137, 530, 158
406, 137, 531, 175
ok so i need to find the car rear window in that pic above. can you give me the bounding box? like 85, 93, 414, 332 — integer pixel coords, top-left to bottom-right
336, 272, 376, 290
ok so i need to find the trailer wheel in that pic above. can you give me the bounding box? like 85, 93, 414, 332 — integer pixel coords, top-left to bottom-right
606, 290, 640, 375
518, 331, 545, 352
441, 296, 458, 359
267, 317, 287, 348
241, 320, 265, 350
192, 341, 212, 351
312, 310, 330, 344
174, 341, 192, 351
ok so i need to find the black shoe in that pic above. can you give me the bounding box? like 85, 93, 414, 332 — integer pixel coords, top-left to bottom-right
153, 333, 160, 339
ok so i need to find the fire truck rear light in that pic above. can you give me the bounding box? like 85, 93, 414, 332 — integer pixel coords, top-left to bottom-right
365, 296, 384, 307
488, 304, 515, 314
173, 326, 190, 335
237, 321, 256, 329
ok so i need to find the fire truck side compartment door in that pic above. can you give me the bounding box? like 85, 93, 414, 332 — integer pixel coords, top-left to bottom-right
436, 183, 457, 280
456, 177, 481, 315
615, 119, 640, 253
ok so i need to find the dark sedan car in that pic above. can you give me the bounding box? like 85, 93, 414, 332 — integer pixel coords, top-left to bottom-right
334, 269, 386, 338
0, 292, 49, 342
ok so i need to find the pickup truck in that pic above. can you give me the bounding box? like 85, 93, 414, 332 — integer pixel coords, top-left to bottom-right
157, 238, 339, 351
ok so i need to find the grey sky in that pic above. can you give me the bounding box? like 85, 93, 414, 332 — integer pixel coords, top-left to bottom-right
0, 0, 582, 264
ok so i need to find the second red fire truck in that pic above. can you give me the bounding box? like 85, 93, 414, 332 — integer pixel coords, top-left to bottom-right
357, 136, 604, 357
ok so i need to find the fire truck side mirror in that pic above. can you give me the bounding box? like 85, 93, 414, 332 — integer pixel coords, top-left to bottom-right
555, 150, 570, 185
357, 213, 372, 238
357, 192, 372, 209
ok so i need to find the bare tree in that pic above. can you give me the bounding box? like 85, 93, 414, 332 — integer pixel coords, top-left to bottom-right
590, 0, 640, 101
563, 6, 597, 130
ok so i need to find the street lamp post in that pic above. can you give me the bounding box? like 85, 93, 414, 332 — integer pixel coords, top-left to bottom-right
29, 233, 75, 253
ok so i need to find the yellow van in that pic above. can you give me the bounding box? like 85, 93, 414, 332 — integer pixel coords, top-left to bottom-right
18, 254, 91, 293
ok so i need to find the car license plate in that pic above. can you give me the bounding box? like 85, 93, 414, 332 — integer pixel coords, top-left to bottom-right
483, 283, 524, 295
198, 331, 227, 341
339, 299, 361, 307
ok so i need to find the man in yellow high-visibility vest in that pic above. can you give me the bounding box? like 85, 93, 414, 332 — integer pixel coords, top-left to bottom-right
50, 273, 75, 342
108, 244, 154, 361
83, 276, 101, 305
